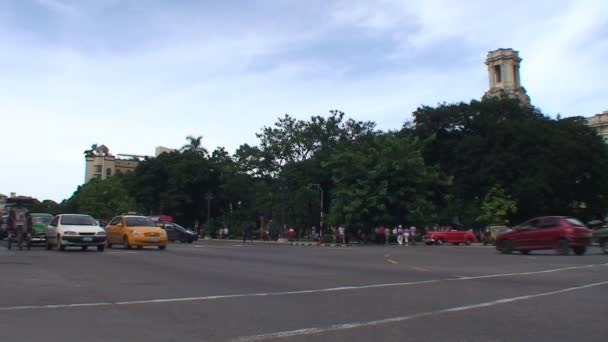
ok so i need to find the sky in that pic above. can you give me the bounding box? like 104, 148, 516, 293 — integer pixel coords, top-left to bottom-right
1, 0, 607, 202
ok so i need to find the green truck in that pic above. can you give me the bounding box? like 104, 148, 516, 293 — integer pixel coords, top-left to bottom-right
30, 213, 54, 245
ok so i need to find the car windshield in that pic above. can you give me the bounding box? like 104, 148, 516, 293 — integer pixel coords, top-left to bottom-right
61, 215, 96, 226
566, 218, 586, 227
125, 217, 156, 227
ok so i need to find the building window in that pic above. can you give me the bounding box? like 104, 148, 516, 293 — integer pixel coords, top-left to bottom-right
94, 165, 102, 173
494, 65, 502, 83
106, 168, 112, 176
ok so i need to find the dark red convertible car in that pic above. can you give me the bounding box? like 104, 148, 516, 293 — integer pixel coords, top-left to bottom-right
496, 216, 592, 255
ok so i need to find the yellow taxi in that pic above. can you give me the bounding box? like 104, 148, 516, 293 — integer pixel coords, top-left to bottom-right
105, 215, 167, 250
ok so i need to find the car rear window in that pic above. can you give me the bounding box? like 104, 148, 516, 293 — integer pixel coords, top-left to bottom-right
125, 217, 156, 227
565, 218, 586, 227
61, 215, 96, 226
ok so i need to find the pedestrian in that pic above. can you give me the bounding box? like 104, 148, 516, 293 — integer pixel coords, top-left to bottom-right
338, 225, 346, 245
397, 225, 404, 245
409, 226, 417, 245
403, 229, 409, 246
331, 226, 337, 244
384, 225, 390, 245
224, 227, 229, 239
243, 223, 254, 243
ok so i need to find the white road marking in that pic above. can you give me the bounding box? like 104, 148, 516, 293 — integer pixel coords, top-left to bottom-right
409, 266, 429, 272
386, 259, 398, 264
232, 280, 608, 342
0, 263, 606, 312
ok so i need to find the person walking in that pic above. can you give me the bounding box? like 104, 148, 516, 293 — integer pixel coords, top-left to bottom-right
384, 225, 390, 245
409, 226, 417, 245
243, 223, 254, 243
338, 225, 346, 245
397, 225, 404, 246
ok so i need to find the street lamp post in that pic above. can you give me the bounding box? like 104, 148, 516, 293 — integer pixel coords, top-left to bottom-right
205, 191, 214, 226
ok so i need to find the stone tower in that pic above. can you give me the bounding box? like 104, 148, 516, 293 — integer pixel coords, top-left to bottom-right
482, 48, 530, 105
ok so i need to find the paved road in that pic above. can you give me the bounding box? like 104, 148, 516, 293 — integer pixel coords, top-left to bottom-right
0, 240, 606, 342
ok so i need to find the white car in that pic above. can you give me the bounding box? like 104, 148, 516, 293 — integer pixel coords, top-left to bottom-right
45, 214, 107, 251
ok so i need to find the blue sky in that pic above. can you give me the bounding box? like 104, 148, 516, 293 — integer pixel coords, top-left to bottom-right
1, 0, 607, 201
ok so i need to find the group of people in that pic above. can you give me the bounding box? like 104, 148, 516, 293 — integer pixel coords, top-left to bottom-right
374, 225, 417, 245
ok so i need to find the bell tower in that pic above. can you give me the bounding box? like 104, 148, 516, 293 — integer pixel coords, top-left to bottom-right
483, 48, 530, 105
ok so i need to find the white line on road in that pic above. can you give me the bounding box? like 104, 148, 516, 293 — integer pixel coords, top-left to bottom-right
409, 266, 429, 272
232, 280, 608, 341
0, 263, 606, 312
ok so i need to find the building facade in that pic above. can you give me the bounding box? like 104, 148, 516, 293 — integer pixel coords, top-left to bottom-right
84, 145, 176, 183
84, 145, 145, 183
588, 111, 608, 141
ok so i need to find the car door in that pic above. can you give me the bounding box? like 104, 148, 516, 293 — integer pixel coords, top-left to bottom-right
535, 217, 561, 249
513, 218, 539, 249
163, 224, 178, 241
106, 216, 121, 243
46, 216, 59, 244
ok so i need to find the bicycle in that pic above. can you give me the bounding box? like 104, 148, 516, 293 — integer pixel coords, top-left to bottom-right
7, 226, 31, 251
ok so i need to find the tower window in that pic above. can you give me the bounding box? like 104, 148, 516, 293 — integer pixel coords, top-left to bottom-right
106, 168, 112, 176
494, 65, 502, 83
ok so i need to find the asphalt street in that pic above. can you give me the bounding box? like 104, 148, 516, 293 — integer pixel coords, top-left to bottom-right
0, 240, 606, 342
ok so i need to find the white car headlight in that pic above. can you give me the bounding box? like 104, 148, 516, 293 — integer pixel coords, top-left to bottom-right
131, 231, 142, 236
96, 231, 106, 236
64, 231, 77, 235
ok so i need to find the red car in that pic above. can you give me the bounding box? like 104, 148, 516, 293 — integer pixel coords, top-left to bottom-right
424, 228, 477, 245
496, 216, 592, 255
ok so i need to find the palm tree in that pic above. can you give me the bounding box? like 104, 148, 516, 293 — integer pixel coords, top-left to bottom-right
181, 135, 208, 156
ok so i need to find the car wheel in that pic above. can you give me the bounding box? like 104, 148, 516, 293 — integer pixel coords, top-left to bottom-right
106, 240, 113, 249
465, 239, 472, 246
137, 246, 143, 249
158, 245, 166, 250
123, 236, 131, 249
556, 239, 570, 255
573, 246, 586, 256
521, 250, 530, 255
57, 235, 66, 251
601, 239, 608, 255
435, 239, 444, 246
81, 246, 88, 251
500, 240, 513, 254
97, 245, 105, 252
46, 242, 52, 250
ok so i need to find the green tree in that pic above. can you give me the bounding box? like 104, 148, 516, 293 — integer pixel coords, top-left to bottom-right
411, 98, 608, 224
476, 185, 518, 226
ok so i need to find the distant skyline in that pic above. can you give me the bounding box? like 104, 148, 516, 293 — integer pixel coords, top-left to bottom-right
1, 0, 607, 202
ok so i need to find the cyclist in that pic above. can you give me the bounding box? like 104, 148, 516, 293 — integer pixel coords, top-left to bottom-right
8, 199, 32, 250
